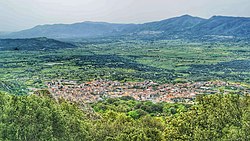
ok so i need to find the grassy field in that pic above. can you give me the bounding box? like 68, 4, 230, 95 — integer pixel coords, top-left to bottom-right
0, 39, 250, 95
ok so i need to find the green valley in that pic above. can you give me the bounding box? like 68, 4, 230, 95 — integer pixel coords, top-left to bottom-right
0, 11, 250, 140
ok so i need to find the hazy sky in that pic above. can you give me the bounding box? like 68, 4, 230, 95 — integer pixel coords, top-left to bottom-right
0, 0, 250, 31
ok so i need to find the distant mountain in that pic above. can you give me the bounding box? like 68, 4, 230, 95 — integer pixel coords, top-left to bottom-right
0, 37, 76, 51
4, 22, 134, 39
190, 16, 250, 37
1, 15, 250, 39
130, 15, 205, 34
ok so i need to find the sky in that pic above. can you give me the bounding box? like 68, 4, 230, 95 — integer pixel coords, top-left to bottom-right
0, 0, 250, 32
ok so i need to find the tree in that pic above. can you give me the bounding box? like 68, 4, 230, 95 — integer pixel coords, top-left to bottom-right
164, 94, 250, 140
0, 92, 89, 141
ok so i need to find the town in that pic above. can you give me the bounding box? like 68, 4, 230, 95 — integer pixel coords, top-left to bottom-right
46, 79, 250, 103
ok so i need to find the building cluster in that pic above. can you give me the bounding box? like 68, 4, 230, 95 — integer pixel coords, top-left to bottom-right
46, 79, 250, 103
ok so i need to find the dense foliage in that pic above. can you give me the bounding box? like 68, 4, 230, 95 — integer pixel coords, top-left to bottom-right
0, 92, 89, 141
0, 92, 249, 140
164, 94, 250, 140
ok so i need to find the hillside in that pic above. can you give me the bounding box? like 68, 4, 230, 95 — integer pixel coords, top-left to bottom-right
129, 15, 205, 35
0, 37, 76, 51
4, 22, 134, 39
1, 15, 250, 40
190, 16, 250, 37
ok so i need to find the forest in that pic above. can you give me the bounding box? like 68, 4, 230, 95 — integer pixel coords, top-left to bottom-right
0, 92, 249, 140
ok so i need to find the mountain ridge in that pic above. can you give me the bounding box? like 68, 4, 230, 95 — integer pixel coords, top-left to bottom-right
0, 37, 76, 51
1, 15, 250, 39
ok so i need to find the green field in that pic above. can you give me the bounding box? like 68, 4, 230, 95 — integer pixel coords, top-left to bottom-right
0, 39, 250, 95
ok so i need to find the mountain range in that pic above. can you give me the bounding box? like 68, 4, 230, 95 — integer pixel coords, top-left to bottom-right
1, 15, 250, 40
